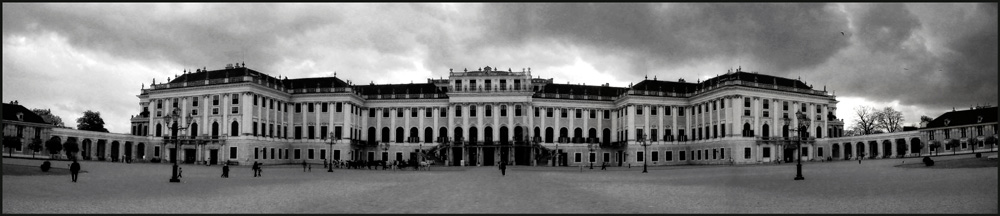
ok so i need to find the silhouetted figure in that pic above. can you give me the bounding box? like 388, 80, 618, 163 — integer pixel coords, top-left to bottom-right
178, 167, 183, 178
222, 164, 230, 178
252, 161, 260, 177
601, 161, 607, 170
499, 161, 507, 176
303, 160, 308, 172
69, 160, 81, 182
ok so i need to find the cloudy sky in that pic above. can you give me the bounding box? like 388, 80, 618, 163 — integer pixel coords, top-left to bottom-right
3, 3, 997, 134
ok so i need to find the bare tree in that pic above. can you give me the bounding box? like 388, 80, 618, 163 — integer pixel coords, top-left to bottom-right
920, 115, 934, 123
875, 107, 904, 133
852, 106, 879, 135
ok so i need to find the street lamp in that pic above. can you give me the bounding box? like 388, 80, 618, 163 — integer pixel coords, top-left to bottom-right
639, 134, 650, 173
587, 139, 596, 169
162, 109, 194, 183
784, 111, 806, 181
380, 142, 390, 163
327, 133, 339, 172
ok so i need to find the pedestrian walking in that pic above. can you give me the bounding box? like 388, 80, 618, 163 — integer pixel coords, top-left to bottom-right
257, 162, 263, 177
252, 161, 260, 177
499, 160, 507, 176
222, 164, 230, 178
178, 167, 183, 178
302, 160, 308, 172
69, 160, 81, 182
601, 161, 607, 170
308, 164, 312, 172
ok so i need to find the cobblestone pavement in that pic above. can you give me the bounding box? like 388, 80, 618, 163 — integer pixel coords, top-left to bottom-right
3, 153, 997, 213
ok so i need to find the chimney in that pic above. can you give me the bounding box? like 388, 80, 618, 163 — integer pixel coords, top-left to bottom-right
226, 63, 234, 69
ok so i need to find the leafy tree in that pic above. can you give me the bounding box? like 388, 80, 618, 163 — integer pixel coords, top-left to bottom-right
31, 108, 65, 127
45, 138, 63, 159
928, 142, 941, 156
76, 110, 109, 132
852, 106, 879, 135
27, 138, 43, 158
63, 139, 80, 160
986, 136, 997, 152
920, 115, 934, 124
946, 139, 960, 155
3, 136, 22, 157
875, 107, 904, 133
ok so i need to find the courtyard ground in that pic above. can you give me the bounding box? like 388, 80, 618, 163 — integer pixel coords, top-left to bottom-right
3, 153, 996, 213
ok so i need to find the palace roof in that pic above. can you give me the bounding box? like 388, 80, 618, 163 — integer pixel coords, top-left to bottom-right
537, 83, 627, 97
2, 102, 48, 125
354, 83, 444, 96
925, 106, 997, 129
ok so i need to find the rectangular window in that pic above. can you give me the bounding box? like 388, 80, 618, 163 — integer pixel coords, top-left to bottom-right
590, 110, 596, 118
253, 96, 258, 106
713, 149, 718, 160
456, 107, 462, 117
604, 110, 610, 119
651, 151, 659, 162
801, 147, 809, 156
485, 106, 492, 117
269, 99, 273, 109
818, 147, 824, 157
547, 108, 553, 117
367, 109, 375, 117
801, 104, 807, 112
307, 149, 314, 159
231, 107, 239, 114
321, 102, 328, 112
696, 150, 702, 160
192, 97, 199, 107
961, 128, 967, 137
763, 147, 771, 158
172, 98, 178, 108
155, 146, 161, 157
745, 147, 751, 159
783, 101, 789, 111
232, 94, 239, 104
651, 107, 658, 115
336, 102, 343, 112
411, 108, 418, 117
535, 107, 540, 117
192, 109, 199, 116
157, 99, 163, 109
637, 151, 645, 162
763, 101, 769, 109
515, 105, 522, 116
744, 110, 751, 116
294, 149, 301, 159
561, 109, 568, 118
470, 106, 477, 117
334, 150, 341, 160
679, 150, 686, 160
320, 149, 327, 160
501, 106, 508, 117
440, 107, 447, 117
296, 103, 302, 113
744, 98, 751, 107
720, 100, 725, 108
308, 103, 315, 112
426, 108, 433, 117
212, 108, 219, 115
636, 106, 643, 115
763, 111, 770, 118
575, 109, 582, 118
666, 151, 673, 161
574, 152, 582, 163
720, 148, 725, 159
678, 108, 685, 116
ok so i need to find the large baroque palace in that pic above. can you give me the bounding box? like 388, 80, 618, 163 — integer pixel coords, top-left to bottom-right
126, 64, 852, 166
5, 63, 996, 167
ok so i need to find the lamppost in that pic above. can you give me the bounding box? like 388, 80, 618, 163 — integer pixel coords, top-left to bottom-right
639, 134, 650, 173
587, 139, 596, 169
784, 111, 806, 181
327, 133, 338, 172
163, 109, 194, 183
380, 142, 390, 162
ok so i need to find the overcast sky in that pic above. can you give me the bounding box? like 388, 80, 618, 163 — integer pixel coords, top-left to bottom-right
3, 3, 997, 134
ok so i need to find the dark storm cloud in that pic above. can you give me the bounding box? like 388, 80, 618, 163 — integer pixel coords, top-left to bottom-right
2, 3, 342, 74
821, 3, 997, 112
476, 3, 852, 75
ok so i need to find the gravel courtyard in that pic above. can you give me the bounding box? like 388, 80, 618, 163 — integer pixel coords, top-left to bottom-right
3, 153, 996, 213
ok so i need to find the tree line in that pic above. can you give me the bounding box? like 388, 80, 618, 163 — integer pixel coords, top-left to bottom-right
846, 105, 905, 136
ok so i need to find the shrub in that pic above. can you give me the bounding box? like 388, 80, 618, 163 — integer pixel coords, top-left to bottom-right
150, 157, 161, 163
976, 153, 982, 158
922, 156, 934, 166
40, 161, 51, 172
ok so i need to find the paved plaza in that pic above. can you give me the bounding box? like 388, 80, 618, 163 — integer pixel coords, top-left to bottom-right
3, 154, 997, 214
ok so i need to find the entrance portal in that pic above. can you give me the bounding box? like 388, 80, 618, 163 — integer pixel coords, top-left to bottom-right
483, 148, 495, 166
209, 149, 218, 165
499, 147, 509, 165
468, 148, 479, 166
783, 147, 795, 163
184, 149, 196, 164
452, 147, 463, 166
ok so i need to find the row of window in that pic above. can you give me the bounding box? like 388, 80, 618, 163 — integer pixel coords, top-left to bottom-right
928, 124, 995, 140
252, 147, 342, 161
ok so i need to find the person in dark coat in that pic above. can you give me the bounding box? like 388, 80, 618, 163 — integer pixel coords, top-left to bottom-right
499, 161, 507, 176
69, 160, 81, 182
302, 160, 308, 172
252, 161, 260, 177
178, 167, 183, 178
222, 164, 230, 178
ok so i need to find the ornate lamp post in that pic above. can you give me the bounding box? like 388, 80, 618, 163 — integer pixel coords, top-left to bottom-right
639, 134, 649, 173
327, 133, 339, 172
163, 109, 194, 183
784, 111, 806, 180
587, 139, 596, 169
380, 142, 390, 162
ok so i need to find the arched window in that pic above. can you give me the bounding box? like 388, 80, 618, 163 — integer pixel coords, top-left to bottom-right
156, 123, 162, 137
231, 121, 239, 137
396, 127, 405, 143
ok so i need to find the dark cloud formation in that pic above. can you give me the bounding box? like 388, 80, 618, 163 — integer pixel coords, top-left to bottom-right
2, 3, 997, 131
813, 3, 997, 112
476, 3, 852, 75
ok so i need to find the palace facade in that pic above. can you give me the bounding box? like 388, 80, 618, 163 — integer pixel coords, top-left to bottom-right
128, 64, 851, 166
